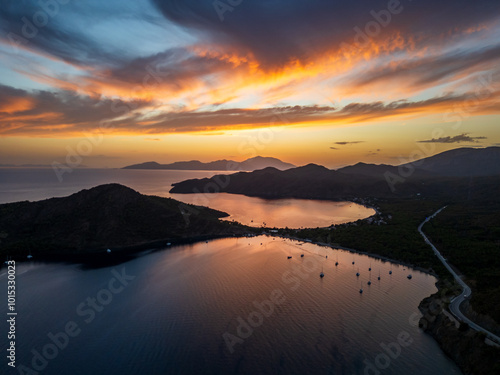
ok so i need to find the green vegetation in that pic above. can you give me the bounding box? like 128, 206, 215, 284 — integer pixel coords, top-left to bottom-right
424, 202, 500, 325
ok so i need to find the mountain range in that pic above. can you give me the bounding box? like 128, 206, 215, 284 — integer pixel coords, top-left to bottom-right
170, 147, 500, 200
123, 156, 295, 171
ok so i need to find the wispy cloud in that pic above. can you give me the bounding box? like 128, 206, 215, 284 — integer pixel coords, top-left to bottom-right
418, 133, 487, 143
334, 141, 365, 145
365, 149, 381, 156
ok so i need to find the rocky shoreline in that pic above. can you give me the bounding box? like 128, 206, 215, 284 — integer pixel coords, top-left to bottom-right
418, 281, 500, 375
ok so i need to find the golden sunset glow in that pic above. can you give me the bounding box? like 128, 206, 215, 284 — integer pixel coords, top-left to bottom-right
0, 0, 499, 168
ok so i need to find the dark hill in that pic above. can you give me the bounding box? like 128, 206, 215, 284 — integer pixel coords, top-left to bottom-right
401, 146, 500, 176
170, 146, 500, 200
0, 184, 243, 258
170, 164, 396, 199
170, 163, 500, 201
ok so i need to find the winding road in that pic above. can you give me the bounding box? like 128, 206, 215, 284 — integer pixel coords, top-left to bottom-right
418, 206, 500, 345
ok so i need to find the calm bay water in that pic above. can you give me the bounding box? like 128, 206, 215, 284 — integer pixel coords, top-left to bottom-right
0, 168, 374, 228
174, 193, 374, 228
1, 237, 460, 374
0, 168, 461, 374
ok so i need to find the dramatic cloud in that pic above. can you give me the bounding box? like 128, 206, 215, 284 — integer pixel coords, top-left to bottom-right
418, 133, 487, 143
346, 44, 500, 93
0, 0, 499, 141
2, 79, 499, 136
0, 84, 153, 135
151, 0, 500, 68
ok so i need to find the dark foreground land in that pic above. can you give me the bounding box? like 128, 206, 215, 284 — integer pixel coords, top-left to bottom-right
0, 184, 246, 260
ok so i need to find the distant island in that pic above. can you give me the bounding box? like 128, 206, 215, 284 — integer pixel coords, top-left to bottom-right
122, 156, 295, 171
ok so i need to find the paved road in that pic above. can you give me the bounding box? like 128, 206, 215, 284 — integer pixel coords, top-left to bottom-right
418, 206, 500, 345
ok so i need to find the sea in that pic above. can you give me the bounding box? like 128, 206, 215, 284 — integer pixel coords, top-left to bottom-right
0, 168, 461, 374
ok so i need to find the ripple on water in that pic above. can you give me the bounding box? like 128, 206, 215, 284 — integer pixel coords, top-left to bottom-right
5, 236, 461, 375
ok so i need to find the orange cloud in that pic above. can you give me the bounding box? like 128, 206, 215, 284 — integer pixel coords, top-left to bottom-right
0, 96, 35, 113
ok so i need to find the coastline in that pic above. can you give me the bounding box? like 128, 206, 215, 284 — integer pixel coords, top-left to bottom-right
418, 283, 500, 375
7, 228, 498, 373
273, 233, 500, 374
5, 233, 252, 266
274, 234, 438, 277
5, 199, 497, 374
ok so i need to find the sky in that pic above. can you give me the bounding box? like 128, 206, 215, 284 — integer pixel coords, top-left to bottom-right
0, 0, 499, 168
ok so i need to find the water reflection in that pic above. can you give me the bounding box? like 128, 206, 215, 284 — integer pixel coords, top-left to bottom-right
4, 236, 461, 375
172, 193, 375, 228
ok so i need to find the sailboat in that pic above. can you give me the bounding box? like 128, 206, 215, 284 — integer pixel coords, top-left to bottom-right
356, 267, 360, 277
367, 275, 372, 285
377, 270, 381, 281
368, 262, 372, 271
320, 266, 325, 278
287, 248, 292, 259
335, 254, 339, 266
359, 281, 364, 293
